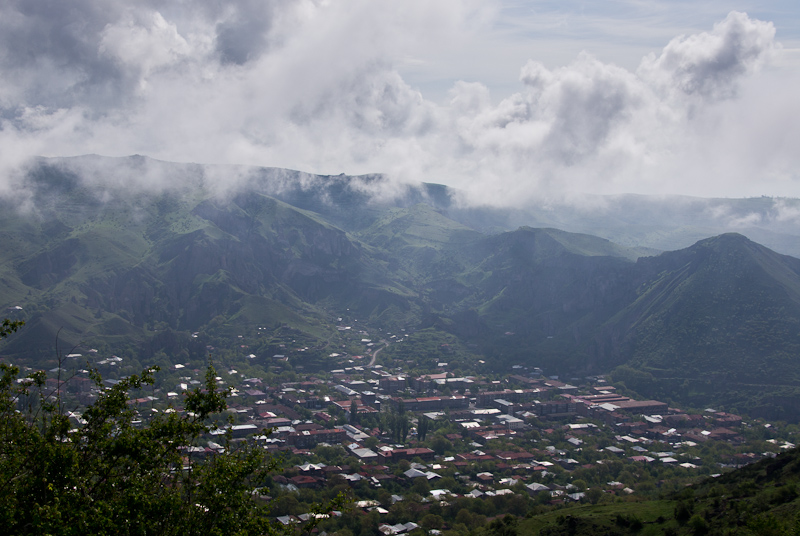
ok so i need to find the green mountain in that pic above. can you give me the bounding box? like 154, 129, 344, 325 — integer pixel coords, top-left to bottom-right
3, 155, 800, 418
604, 234, 800, 418
439, 193, 800, 259
0, 159, 417, 362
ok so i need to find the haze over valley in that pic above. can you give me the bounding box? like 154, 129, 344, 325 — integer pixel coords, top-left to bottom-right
3, 2, 800, 534
3, 155, 800, 421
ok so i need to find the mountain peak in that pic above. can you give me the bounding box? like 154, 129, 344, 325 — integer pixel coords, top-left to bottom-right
696, 232, 753, 247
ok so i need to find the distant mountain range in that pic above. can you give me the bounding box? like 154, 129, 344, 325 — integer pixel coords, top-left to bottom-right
2, 155, 800, 418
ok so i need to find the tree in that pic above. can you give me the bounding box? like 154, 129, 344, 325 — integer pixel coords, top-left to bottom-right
571, 479, 587, 491
0, 318, 23, 339
418, 415, 429, 441
349, 399, 359, 424
0, 362, 286, 535
378, 411, 386, 435
688, 514, 709, 535
585, 487, 603, 505
0, 331, 342, 535
411, 477, 430, 496
430, 434, 451, 455
486, 515, 518, 536
675, 500, 694, 525
420, 513, 444, 530
455, 508, 474, 526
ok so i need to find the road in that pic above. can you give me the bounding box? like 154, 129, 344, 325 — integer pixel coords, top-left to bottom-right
368, 341, 387, 367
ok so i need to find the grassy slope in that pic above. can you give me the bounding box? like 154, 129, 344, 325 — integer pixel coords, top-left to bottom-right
505, 447, 800, 535
602, 234, 800, 415
516, 500, 676, 535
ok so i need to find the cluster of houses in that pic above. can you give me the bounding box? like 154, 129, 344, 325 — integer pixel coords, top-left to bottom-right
154, 362, 775, 468
41, 341, 794, 533
156, 362, 784, 490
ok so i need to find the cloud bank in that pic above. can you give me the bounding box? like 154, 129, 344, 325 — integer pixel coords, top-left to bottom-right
0, 1, 798, 205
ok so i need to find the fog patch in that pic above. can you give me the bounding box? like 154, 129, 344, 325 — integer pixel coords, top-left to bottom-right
0, 5, 797, 205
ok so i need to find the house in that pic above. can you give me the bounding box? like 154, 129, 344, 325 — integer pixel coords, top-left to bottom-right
496, 414, 525, 429
379, 522, 419, 535
403, 468, 441, 480
712, 412, 743, 426
495, 451, 535, 463
476, 472, 494, 483
429, 489, 452, 500
379, 448, 435, 462
289, 475, 321, 488
230, 424, 259, 438
296, 463, 326, 474
526, 482, 551, 495
351, 447, 379, 460
708, 427, 741, 441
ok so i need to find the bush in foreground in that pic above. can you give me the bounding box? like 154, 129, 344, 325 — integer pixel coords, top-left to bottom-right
0, 354, 315, 535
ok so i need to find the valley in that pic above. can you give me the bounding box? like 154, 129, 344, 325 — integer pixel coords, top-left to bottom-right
3, 156, 800, 421
3, 155, 800, 533
11, 320, 798, 535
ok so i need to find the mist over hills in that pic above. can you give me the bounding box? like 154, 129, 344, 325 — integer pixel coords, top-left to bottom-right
2, 155, 800, 418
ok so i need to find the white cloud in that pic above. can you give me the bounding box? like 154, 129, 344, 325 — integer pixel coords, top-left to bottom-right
0, 2, 798, 205
638, 11, 777, 100
99, 11, 195, 92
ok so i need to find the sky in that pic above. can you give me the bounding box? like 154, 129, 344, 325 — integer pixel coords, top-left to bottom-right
1, 0, 800, 206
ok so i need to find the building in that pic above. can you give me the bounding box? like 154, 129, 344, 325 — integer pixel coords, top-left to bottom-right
287, 428, 347, 448
612, 400, 668, 415
389, 395, 469, 413
378, 447, 435, 462
379, 377, 407, 393
534, 401, 576, 417
413, 373, 448, 392
476, 389, 540, 407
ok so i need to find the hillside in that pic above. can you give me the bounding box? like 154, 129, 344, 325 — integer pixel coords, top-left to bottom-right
603, 234, 800, 418
504, 446, 800, 536
0, 160, 418, 362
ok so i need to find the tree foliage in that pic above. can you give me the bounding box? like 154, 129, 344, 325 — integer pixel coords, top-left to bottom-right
0, 318, 23, 339
0, 338, 317, 535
